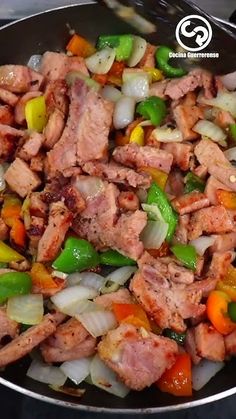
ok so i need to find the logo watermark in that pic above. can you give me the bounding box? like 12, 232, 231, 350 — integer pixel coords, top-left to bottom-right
174, 14, 219, 59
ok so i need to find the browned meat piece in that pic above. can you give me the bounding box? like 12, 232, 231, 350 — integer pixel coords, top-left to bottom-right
167, 169, 184, 198
185, 328, 201, 365
138, 43, 156, 68
188, 205, 234, 240
29, 70, 44, 92
214, 109, 235, 128
195, 139, 236, 192
193, 164, 208, 179
194, 323, 225, 362
61, 184, 86, 215
0, 217, 8, 240
32, 275, 66, 298
205, 176, 231, 205
207, 251, 234, 280
37, 201, 72, 262
41, 318, 96, 363
0, 88, 18, 106
98, 323, 178, 391
118, 191, 139, 211
0, 65, 32, 93
172, 92, 203, 140
210, 232, 236, 253
0, 124, 24, 138
188, 277, 217, 298
18, 132, 44, 161
30, 152, 45, 173
172, 192, 209, 215
43, 109, 65, 149
113, 143, 173, 174
82, 160, 151, 189
44, 79, 68, 116
149, 80, 168, 99
0, 308, 19, 346
173, 214, 189, 244
47, 80, 113, 176
162, 143, 193, 171
29, 192, 48, 218
0, 312, 63, 367
0, 105, 13, 125
225, 329, 236, 356
95, 288, 133, 310
131, 256, 205, 332
27, 216, 45, 249
40, 51, 89, 81
168, 262, 194, 284
14, 91, 42, 125
4, 158, 41, 198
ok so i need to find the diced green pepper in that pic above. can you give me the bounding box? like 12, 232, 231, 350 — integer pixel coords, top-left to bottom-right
228, 302, 236, 322
0, 272, 31, 303
136, 96, 167, 126
184, 172, 205, 194
171, 244, 197, 271
229, 123, 236, 141
147, 182, 178, 242
100, 250, 136, 267
52, 237, 100, 274
163, 329, 186, 345
0, 241, 24, 263
25, 96, 47, 133
97, 34, 133, 61
155, 46, 187, 78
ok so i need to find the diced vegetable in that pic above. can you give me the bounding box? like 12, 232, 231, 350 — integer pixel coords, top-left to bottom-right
127, 36, 147, 67
147, 182, 178, 241
206, 290, 236, 335
25, 96, 47, 133
10, 219, 26, 247
27, 360, 66, 386
143, 67, 163, 82
151, 126, 183, 143
193, 120, 227, 147
100, 250, 136, 267
0, 272, 31, 303
66, 33, 95, 58
90, 354, 130, 397
113, 96, 136, 129
136, 96, 167, 126
60, 357, 92, 385
122, 69, 151, 83
97, 34, 133, 61
216, 190, 236, 210
51, 285, 98, 315
129, 125, 145, 146
52, 237, 100, 274
74, 176, 104, 200
229, 123, 236, 141
1, 195, 22, 227
27, 54, 42, 72
141, 220, 168, 249
30, 263, 58, 290
105, 266, 137, 286
163, 329, 186, 345
156, 46, 187, 78
67, 272, 106, 292
7, 294, 44, 325
192, 360, 224, 391
77, 309, 117, 337
85, 48, 116, 74
113, 303, 151, 330
217, 265, 236, 301
140, 167, 168, 190
156, 354, 192, 396
198, 91, 236, 118
101, 85, 122, 102
228, 301, 236, 322
141, 203, 165, 221
171, 244, 197, 271
190, 236, 216, 256
121, 74, 149, 100
224, 147, 236, 161
65, 71, 100, 91
184, 172, 205, 194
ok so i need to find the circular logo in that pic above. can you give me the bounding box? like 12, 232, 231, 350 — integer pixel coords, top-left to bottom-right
176, 15, 212, 52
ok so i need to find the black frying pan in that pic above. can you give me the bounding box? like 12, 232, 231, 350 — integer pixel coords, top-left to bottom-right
0, 2, 236, 413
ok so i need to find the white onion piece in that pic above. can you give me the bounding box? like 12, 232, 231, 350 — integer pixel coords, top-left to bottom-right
224, 147, 236, 161
60, 357, 92, 385
51, 270, 68, 280
192, 360, 224, 391
67, 272, 106, 292
0, 165, 6, 192
62, 300, 100, 317
122, 69, 151, 83
190, 236, 216, 256
127, 36, 147, 67
85, 47, 116, 74
121, 75, 149, 100
198, 92, 236, 118
141, 220, 168, 249
7, 294, 43, 325
27, 54, 42, 71
141, 203, 165, 222
152, 126, 183, 143
101, 86, 122, 102
27, 360, 66, 386
138, 120, 152, 127
74, 176, 104, 200
113, 96, 136, 129
65, 71, 100, 91
77, 310, 117, 337
193, 120, 227, 147
220, 71, 236, 91
105, 266, 137, 286
51, 285, 98, 314
90, 354, 130, 398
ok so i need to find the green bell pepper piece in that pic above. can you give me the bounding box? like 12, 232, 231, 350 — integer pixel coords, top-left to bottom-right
171, 244, 197, 271
136, 96, 167, 126
100, 250, 136, 267
184, 172, 205, 194
163, 329, 186, 345
0, 272, 32, 304
228, 302, 236, 322
229, 123, 236, 141
155, 46, 187, 78
52, 237, 100, 274
97, 34, 133, 61
147, 182, 178, 242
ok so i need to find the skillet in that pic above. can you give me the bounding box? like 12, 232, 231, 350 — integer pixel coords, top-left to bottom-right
0, 1, 236, 413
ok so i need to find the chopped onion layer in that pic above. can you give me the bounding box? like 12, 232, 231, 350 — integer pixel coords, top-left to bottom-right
51, 285, 98, 314
121, 75, 149, 100
141, 220, 168, 249
141, 203, 165, 222
193, 120, 227, 147
198, 92, 236, 118
101, 86, 122, 102
74, 176, 104, 200
0, 165, 6, 192
77, 310, 117, 337
7, 294, 44, 325
67, 272, 106, 292
220, 71, 236, 91
60, 357, 92, 385
59, 300, 100, 317
127, 36, 147, 67
85, 47, 116, 74
224, 147, 236, 161
190, 236, 216, 256
105, 266, 137, 286
152, 126, 183, 143
192, 360, 224, 391
113, 96, 136, 129
90, 354, 130, 398
27, 360, 66, 386
27, 54, 42, 72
